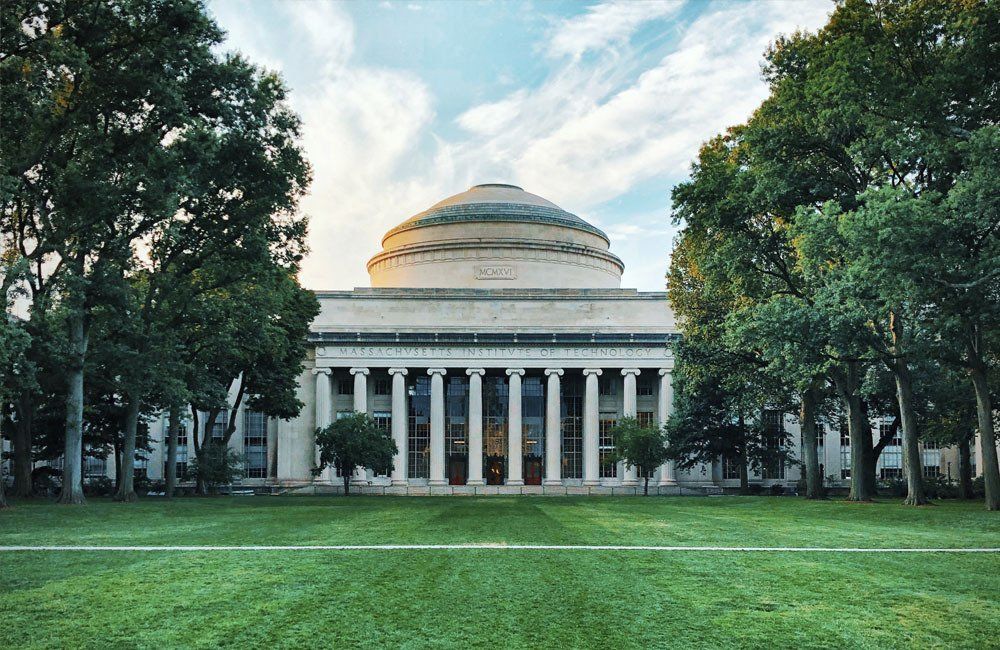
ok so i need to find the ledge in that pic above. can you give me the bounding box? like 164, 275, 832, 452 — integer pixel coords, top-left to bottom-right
308, 331, 680, 345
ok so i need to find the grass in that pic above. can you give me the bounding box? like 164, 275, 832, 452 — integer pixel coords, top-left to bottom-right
1, 496, 997, 649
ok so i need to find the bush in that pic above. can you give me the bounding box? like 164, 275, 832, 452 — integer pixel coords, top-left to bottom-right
877, 478, 907, 497
189, 444, 245, 493
769, 483, 785, 496
84, 476, 114, 497
972, 475, 985, 499
923, 476, 958, 499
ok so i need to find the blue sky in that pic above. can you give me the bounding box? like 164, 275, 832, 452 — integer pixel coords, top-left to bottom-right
208, 0, 833, 291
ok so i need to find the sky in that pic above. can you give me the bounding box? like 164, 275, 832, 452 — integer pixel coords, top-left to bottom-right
207, 0, 834, 291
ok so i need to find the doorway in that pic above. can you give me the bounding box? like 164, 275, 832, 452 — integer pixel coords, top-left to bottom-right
524, 457, 543, 485
448, 455, 467, 485
485, 456, 505, 485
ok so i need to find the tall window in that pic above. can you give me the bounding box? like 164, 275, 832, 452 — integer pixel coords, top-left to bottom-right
637, 411, 655, 428
134, 430, 149, 479
244, 411, 267, 478
880, 417, 901, 446
599, 413, 617, 478
210, 410, 229, 441
561, 375, 583, 479
598, 375, 617, 396
637, 376, 655, 396
723, 455, 741, 480
761, 410, 785, 480
483, 376, 509, 484
337, 377, 354, 395
522, 377, 545, 462
408, 377, 430, 479
445, 377, 469, 461
163, 421, 189, 479
373, 377, 391, 396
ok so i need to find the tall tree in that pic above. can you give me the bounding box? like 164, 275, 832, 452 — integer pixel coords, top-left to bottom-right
315, 412, 396, 496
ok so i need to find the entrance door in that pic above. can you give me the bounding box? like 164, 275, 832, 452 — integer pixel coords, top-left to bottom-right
448, 456, 467, 485
486, 456, 505, 485
524, 457, 543, 485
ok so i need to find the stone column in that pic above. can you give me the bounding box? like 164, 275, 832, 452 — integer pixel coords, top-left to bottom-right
657, 368, 678, 486
388, 368, 408, 486
621, 368, 641, 487
350, 367, 370, 485
428, 368, 447, 486
543, 369, 563, 486
466, 369, 486, 486
506, 369, 525, 486
583, 368, 602, 486
313, 368, 332, 483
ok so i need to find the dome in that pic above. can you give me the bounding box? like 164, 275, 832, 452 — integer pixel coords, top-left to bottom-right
367, 184, 625, 289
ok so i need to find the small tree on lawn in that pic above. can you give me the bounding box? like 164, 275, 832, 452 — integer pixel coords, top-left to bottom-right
611, 417, 669, 496
314, 412, 396, 496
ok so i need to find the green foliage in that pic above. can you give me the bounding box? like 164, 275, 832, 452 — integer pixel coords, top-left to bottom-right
608, 417, 669, 495
188, 443, 245, 493
314, 412, 397, 495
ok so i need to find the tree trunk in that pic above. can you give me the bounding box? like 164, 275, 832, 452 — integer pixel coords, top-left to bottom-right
0, 471, 8, 508
114, 393, 141, 502
342, 467, 350, 496
832, 363, 875, 501
859, 399, 878, 497
968, 363, 999, 511
644, 475, 649, 496
958, 437, 974, 500
889, 312, 927, 506
13, 393, 33, 498
739, 458, 749, 495
57, 311, 87, 505
800, 382, 823, 499
166, 406, 180, 499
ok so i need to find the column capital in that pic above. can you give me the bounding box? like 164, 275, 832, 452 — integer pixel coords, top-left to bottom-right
349, 367, 370, 376
387, 367, 408, 376
659, 368, 672, 376
466, 368, 486, 377
621, 368, 641, 376
544, 368, 564, 377
312, 367, 332, 376
505, 368, 525, 377
582, 368, 603, 377
427, 368, 448, 376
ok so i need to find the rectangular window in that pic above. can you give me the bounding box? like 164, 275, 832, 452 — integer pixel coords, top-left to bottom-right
373, 411, 391, 433
162, 421, 189, 479
880, 417, 901, 447
761, 410, 785, 480
408, 377, 431, 479
636, 376, 655, 396
637, 411, 655, 428
598, 375, 617, 396
84, 455, 107, 478
336, 410, 353, 420
841, 448, 851, 480
561, 376, 583, 480
244, 411, 268, 479
373, 378, 391, 396
209, 410, 229, 440
922, 440, 939, 450
723, 456, 740, 480
337, 378, 354, 395
599, 413, 617, 478
880, 467, 903, 479
923, 465, 940, 478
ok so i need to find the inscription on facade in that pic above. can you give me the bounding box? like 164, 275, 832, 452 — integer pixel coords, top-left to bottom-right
336, 345, 668, 359
475, 265, 517, 280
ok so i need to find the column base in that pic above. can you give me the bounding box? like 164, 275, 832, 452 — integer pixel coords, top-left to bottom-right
506, 479, 525, 486
391, 479, 407, 487
542, 479, 562, 486
583, 479, 600, 486
466, 479, 485, 486
658, 479, 679, 486
622, 480, 639, 487
428, 479, 448, 486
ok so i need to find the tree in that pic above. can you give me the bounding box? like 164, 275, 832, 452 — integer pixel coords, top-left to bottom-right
609, 417, 669, 496
314, 412, 396, 496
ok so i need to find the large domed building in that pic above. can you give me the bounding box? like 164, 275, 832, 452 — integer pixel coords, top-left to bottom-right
275, 184, 698, 493
367, 184, 624, 289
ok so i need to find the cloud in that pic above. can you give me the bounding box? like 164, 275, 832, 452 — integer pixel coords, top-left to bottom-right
210, 0, 832, 291
547, 1, 682, 61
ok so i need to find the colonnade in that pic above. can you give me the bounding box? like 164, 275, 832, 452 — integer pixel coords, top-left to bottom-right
313, 366, 677, 487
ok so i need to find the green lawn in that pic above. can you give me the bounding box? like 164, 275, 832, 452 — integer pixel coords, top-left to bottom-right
1, 497, 997, 649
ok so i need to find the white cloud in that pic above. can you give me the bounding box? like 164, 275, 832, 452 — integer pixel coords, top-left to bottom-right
547, 1, 683, 61
210, 0, 832, 291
